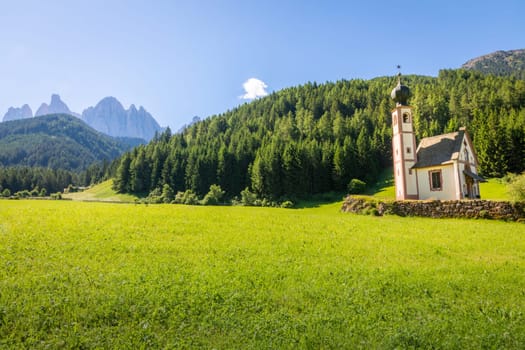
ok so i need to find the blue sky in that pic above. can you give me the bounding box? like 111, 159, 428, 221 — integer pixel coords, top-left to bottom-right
1, 0, 524, 130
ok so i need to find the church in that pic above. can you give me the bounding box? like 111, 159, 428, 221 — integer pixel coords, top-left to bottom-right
390, 77, 485, 201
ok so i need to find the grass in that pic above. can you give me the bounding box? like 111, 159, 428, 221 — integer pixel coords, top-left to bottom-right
480, 178, 511, 201
366, 168, 395, 199
62, 180, 139, 202
0, 200, 524, 348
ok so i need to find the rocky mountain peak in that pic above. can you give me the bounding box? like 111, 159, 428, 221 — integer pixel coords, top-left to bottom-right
2, 104, 33, 122
81, 97, 161, 141
2, 94, 162, 141
35, 94, 73, 116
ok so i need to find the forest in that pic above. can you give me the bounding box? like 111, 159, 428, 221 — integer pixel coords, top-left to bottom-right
112, 69, 525, 201
0, 162, 112, 195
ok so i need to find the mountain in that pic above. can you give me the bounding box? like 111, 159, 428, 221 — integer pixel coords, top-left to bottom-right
35, 94, 80, 117
81, 97, 162, 141
2, 94, 162, 141
0, 114, 142, 171
3, 104, 33, 122
462, 49, 525, 79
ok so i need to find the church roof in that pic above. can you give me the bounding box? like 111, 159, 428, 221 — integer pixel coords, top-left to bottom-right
412, 129, 465, 169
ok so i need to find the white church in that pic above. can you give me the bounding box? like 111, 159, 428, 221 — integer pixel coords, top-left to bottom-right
391, 77, 485, 201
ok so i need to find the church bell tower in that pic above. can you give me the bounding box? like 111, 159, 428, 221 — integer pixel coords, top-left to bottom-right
391, 74, 419, 200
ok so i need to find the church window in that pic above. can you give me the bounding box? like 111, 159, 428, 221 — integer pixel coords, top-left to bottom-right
429, 170, 442, 191
406, 147, 411, 154
403, 112, 411, 123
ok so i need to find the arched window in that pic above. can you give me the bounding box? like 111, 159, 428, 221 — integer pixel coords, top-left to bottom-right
402, 112, 411, 123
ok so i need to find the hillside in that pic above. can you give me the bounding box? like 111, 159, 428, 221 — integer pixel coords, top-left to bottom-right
462, 49, 525, 79
0, 114, 142, 171
113, 69, 525, 200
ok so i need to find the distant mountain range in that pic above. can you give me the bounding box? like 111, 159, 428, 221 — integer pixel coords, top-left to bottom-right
462, 49, 525, 79
2, 94, 162, 141
0, 114, 143, 171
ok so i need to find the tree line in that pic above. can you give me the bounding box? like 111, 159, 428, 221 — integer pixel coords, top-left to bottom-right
112, 69, 525, 201
0, 161, 114, 195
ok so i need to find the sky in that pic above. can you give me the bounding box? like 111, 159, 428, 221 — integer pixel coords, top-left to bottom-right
1, 0, 524, 130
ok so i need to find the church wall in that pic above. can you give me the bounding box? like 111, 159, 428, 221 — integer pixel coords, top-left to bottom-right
457, 137, 481, 198
416, 164, 458, 200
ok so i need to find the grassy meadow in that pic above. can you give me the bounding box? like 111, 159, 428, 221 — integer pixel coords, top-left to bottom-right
1, 199, 524, 348
62, 180, 139, 202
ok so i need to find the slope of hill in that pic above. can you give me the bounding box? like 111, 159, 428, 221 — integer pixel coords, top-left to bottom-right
112, 69, 525, 200
462, 49, 525, 79
62, 180, 139, 202
0, 114, 141, 171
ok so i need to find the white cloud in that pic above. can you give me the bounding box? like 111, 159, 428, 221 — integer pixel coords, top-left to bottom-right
240, 78, 269, 100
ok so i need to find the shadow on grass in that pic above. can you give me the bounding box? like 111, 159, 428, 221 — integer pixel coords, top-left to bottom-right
364, 167, 395, 199
293, 169, 396, 209
293, 191, 347, 209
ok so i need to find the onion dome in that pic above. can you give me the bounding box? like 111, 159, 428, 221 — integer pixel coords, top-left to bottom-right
391, 75, 410, 105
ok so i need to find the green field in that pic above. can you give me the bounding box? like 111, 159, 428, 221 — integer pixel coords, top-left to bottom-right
1, 200, 524, 348
62, 180, 139, 202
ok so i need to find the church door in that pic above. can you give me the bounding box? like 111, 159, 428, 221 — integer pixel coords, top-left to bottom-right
465, 176, 473, 199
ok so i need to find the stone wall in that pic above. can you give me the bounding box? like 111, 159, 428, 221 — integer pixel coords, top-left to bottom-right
342, 196, 525, 221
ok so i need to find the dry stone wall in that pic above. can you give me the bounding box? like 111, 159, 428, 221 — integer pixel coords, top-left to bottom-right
342, 196, 525, 221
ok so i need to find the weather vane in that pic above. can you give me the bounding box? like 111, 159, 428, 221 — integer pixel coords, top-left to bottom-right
396, 65, 402, 83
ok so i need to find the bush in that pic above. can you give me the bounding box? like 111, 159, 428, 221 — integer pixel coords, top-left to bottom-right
201, 184, 225, 205
280, 200, 294, 208
145, 188, 163, 204
39, 188, 47, 197
15, 190, 31, 198
2, 188, 11, 197
508, 172, 525, 201
174, 190, 199, 205
161, 184, 175, 203
240, 187, 257, 206
51, 192, 62, 200
348, 179, 367, 194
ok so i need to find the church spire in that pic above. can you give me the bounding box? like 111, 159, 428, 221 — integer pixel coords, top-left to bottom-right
390, 67, 410, 106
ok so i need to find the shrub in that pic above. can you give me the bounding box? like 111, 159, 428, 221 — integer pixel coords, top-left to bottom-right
280, 200, 294, 208
66, 184, 78, 193
240, 188, 257, 206
508, 172, 525, 202
201, 184, 225, 205
51, 192, 62, 200
174, 190, 200, 205
2, 188, 11, 197
348, 179, 367, 194
39, 188, 47, 197
161, 184, 175, 203
30, 187, 41, 197
15, 190, 31, 198
146, 188, 163, 204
